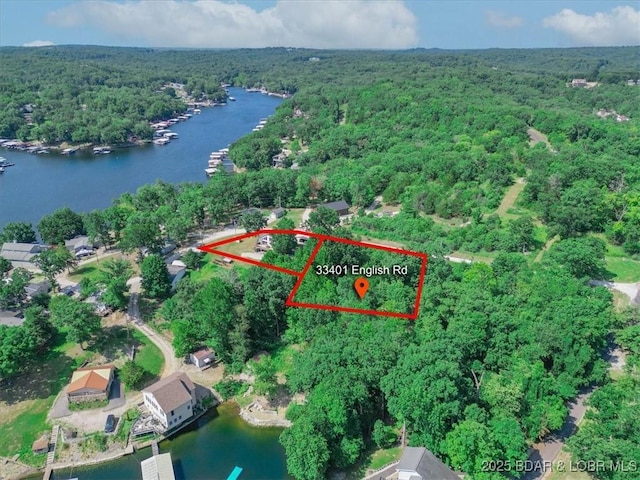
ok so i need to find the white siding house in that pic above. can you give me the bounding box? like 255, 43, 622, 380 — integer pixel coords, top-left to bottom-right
143, 372, 196, 430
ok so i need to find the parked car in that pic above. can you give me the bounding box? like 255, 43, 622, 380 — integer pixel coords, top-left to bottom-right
104, 414, 116, 433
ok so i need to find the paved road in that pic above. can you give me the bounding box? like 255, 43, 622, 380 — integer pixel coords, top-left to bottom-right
522, 388, 593, 480
523, 281, 636, 480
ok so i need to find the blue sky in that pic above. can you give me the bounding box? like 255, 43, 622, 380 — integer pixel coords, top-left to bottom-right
1, 1, 638, 49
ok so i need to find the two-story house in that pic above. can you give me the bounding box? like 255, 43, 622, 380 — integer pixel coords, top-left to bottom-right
143, 372, 196, 430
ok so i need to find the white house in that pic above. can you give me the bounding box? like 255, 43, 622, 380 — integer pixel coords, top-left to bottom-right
143, 372, 196, 431
189, 347, 216, 368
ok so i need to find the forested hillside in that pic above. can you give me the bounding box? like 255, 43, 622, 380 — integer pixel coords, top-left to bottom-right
1, 46, 639, 479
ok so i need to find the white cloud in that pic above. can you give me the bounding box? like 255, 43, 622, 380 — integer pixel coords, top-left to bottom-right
486, 11, 524, 28
22, 40, 56, 47
45, 0, 418, 49
543, 6, 640, 46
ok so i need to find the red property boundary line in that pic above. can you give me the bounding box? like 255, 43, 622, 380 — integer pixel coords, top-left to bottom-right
198, 229, 428, 319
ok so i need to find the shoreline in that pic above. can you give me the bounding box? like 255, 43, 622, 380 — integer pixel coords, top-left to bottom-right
14, 400, 289, 480
0, 86, 290, 157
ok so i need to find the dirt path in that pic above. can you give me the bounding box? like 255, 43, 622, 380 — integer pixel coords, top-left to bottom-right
126, 286, 179, 379
534, 235, 559, 263
496, 177, 526, 218
527, 127, 556, 153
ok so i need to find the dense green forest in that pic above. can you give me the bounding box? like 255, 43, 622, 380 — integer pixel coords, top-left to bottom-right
1, 46, 639, 479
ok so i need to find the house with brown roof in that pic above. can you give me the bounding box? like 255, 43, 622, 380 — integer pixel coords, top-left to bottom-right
143, 372, 196, 430
67, 365, 114, 403
189, 347, 216, 369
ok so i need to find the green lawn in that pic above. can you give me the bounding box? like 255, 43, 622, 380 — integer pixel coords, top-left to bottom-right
132, 330, 164, 380
283, 208, 306, 228
589, 234, 640, 282
368, 446, 403, 470
67, 264, 105, 283
606, 256, 640, 282
271, 344, 300, 379
189, 254, 222, 283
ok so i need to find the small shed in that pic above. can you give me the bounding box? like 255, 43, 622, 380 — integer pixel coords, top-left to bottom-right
270, 207, 286, 221
190, 347, 215, 368
31, 437, 49, 455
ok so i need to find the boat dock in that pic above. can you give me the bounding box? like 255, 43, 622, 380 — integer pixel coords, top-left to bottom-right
141, 452, 175, 480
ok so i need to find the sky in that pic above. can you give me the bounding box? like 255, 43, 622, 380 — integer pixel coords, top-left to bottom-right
0, 0, 638, 50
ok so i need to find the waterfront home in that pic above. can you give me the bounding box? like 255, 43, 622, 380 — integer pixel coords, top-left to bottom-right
143, 372, 196, 430
67, 365, 114, 403
65, 235, 96, 253
190, 347, 216, 369
389, 447, 461, 480
319, 200, 351, 217
141, 453, 176, 480
0, 242, 46, 269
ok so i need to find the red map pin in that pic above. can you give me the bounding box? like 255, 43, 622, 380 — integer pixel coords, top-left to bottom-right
354, 277, 369, 299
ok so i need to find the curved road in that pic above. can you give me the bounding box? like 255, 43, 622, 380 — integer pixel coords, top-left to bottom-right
126, 278, 180, 379
523, 281, 636, 480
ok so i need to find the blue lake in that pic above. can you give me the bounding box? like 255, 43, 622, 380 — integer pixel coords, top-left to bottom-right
0, 88, 283, 230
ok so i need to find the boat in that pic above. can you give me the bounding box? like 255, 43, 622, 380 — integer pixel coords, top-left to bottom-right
0, 159, 15, 167
228, 96, 236, 101
61, 148, 77, 155
153, 138, 170, 146
0, 167, 4, 174
93, 146, 112, 154
36, 149, 50, 154
226, 466, 243, 480
163, 132, 179, 139
193, 109, 201, 114
246, 88, 261, 93
205, 167, 217, 177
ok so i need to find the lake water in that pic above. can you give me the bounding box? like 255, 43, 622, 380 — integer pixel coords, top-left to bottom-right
0, 88, 283, 231
46, 403, 291, 480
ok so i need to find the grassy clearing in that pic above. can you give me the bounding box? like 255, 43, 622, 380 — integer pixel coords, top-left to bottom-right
450, 250, 499, 264
606, 257, 640, 282
496, 179, 526, 219
368, 446, 403, 470
283, 208, 305, 227
271, 344, 300, 379
189, 254, 221, 283
132, 329, 163, 380
68, 264, 105, 283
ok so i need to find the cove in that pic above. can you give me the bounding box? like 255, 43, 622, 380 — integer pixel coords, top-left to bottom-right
0, 88, 283, 230
43, 403, 291, 480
